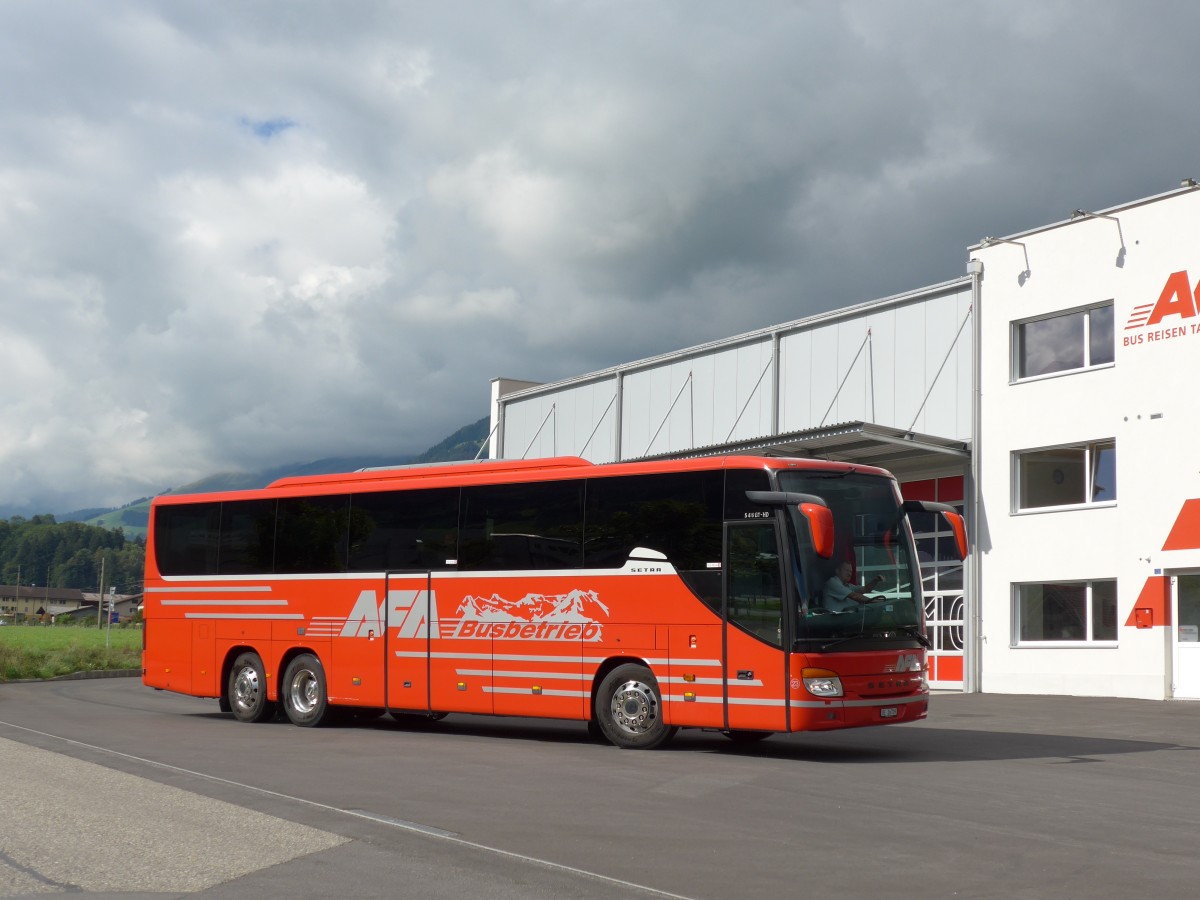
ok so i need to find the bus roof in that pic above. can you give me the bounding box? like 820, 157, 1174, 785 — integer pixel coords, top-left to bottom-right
151, 455, 893, 506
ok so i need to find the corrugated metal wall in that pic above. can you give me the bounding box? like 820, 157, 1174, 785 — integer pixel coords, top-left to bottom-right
494, 278, 973, 461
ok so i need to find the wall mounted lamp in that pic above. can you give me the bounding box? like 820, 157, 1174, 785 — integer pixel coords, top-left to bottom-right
1069, 209, 1127, 267
979, 236, 1031, 285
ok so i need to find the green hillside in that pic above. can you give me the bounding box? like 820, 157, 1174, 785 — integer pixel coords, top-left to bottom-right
413, 416, 491, 463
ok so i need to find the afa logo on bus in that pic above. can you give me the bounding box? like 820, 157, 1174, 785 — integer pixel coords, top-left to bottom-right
338, 587, 608, 642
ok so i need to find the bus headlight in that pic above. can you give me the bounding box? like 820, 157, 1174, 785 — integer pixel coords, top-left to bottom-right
801, 667, 844, 698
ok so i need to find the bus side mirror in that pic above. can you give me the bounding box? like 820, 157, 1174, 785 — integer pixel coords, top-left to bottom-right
942, 510, 968, 560
745, 490, 835, 558
902, 500, 968, 560
798, 503, 835, 559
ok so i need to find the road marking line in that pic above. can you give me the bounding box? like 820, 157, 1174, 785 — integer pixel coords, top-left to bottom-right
0, 720, 695, 900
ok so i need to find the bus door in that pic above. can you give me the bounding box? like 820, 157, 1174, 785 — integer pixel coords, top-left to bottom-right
385, 570, 434, 714
722, 521, 789, 733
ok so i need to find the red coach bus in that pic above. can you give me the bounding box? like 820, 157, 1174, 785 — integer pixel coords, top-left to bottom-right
142, 455, 965, 749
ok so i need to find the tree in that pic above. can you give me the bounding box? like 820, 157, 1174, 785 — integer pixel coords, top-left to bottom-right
1, 516, 144, 591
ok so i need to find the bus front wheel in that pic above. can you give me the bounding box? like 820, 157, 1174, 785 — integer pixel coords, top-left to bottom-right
228, 652, 275, 723
281, 653, 330, 727
596, 664, 676, 750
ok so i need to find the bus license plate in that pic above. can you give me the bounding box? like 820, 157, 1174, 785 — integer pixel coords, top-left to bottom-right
879, 707, 899, 719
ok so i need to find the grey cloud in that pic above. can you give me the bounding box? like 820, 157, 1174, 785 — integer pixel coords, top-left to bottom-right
3, 0, 1200, 512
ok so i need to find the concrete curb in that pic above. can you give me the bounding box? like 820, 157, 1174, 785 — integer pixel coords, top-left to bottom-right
2, 669, 141, 685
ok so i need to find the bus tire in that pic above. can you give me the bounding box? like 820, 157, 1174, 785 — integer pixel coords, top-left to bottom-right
281, 653, 330, 727
228, 652, 275, 723
596, 663, 675, 750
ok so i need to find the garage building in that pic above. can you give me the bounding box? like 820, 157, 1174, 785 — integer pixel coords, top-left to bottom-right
488, 183, 1200, 699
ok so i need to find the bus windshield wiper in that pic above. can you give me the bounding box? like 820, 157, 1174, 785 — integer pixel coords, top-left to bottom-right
820, 633, 870, 651
820, 626, 930, 652
898, 625, 932, 649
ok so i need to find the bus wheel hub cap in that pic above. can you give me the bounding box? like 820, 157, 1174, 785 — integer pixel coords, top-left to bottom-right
612, 681, 658, 734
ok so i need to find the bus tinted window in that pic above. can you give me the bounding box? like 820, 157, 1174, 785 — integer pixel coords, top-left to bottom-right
155, 502, 221, 576
460, 481, 584, 570
727, 521, 783, 647
723, 467, 773, 519
348, 489, 460, 571
218, 500, 277, 575
276, 495, 350, 574
584, 471, 723, 571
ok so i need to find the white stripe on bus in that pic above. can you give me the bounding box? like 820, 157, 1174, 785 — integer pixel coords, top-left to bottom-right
393, 650, 721, 668
459, 669, 587, 680
161, 600, 289, 606
146, 585, 274, 591
182, 613, 305, 620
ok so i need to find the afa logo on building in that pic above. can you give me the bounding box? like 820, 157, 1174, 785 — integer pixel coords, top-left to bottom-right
1124, 270, 1200, 346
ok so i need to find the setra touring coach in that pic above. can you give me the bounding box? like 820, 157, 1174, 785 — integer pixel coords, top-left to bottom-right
142, 454, 965, 748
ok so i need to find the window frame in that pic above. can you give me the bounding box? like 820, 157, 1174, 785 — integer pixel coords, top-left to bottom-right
1011, 579, 1119, 647
1012, 439, 1116, 514
1010, 301, 1115, 384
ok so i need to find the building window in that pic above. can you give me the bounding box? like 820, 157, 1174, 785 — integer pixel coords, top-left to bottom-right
1013, 303, 1114, 380
1014, 440, 1115, 511
1014, 580, 1118, 644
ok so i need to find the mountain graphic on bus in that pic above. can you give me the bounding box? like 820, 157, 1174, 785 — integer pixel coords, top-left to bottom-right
455, 589, 610, 624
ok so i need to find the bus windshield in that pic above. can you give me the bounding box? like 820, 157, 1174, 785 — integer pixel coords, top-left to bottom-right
777, 470, 924, 650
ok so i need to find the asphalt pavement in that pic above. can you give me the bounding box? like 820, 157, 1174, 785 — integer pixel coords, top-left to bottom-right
2, 677, 1200, 899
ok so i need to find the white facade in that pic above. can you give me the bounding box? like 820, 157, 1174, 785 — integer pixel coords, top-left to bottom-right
490, 183, 1200, 700
975, 186, 1200, 700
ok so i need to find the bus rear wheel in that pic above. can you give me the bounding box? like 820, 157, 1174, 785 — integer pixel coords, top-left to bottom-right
281, 653, 330, 727
596, 663, 676, 750
228, 652, 275, 723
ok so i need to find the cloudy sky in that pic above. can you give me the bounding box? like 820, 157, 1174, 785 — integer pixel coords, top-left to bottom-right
2, 1, 1198, 514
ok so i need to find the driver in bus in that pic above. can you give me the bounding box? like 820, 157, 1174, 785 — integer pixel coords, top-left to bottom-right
822, 560, 886, 612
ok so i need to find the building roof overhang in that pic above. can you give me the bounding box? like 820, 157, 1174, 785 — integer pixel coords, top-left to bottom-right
637, 421, 970, 479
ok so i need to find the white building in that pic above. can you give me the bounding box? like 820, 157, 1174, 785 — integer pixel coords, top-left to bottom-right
489, 183, 1200, 700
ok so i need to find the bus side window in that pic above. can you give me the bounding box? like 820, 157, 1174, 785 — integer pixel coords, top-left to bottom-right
276, 495, 350, 574
584, 470, 724, 609
348, 488, 460, 571
155, 502, 221, 576
459, 481, 584, 571
217, 499, 277, 575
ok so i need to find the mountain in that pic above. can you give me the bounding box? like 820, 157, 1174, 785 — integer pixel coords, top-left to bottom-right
411, 417, 492, 464
50, 416, 491, 539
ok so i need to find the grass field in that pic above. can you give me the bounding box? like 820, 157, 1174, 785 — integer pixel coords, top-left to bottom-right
0, 625, 142, 682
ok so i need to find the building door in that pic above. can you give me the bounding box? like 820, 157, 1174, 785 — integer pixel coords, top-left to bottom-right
1171, 573, 1200, 699
901, 476, 966, 690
